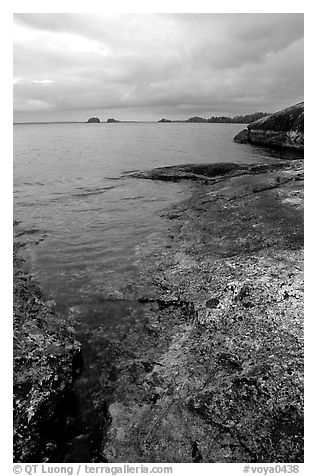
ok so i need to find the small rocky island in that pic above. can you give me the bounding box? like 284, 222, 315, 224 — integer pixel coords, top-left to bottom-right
87, 117, 101, 123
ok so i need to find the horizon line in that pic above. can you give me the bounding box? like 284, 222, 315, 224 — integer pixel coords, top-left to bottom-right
13, 121, 251, 125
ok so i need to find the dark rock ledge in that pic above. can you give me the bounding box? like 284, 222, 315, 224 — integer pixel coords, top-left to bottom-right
126, 161, 301, 184
234, 102, 304, 150
102, 158, 304, 462
13, 238, 80, 462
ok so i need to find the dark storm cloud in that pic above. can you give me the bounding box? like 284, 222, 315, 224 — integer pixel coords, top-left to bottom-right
13, 13, 304, 121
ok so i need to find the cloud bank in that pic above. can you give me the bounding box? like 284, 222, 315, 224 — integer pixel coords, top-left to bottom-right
13, 13, 304, 122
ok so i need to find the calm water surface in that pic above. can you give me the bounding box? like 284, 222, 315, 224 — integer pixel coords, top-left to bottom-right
14, 122, 300, 319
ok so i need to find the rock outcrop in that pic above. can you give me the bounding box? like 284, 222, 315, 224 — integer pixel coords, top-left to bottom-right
13, 236, 80, 462
102, 159, 304, 462
126, 161, 293, 183
234, 102, 304, 150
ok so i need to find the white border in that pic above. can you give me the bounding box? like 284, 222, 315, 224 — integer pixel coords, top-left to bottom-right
3, 3, 313, 474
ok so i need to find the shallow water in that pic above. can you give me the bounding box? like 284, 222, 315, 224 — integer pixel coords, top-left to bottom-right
14, 122, 301, 314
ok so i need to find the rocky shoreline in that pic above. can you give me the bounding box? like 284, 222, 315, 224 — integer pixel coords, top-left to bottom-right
13, 157, 304, 463
13, 235, 81, 462
14, 155, 304, 463
101, 157, 304, 462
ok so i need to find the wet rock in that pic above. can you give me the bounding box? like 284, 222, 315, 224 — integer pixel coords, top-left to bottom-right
13, 241, 80, 462
127, 162, 247, 183
126, 160, 302, 185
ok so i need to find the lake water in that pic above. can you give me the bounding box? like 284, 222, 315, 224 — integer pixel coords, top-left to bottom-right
14, 122, 301, 320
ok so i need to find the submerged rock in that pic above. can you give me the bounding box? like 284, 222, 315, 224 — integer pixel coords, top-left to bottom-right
234, 102, 304, 150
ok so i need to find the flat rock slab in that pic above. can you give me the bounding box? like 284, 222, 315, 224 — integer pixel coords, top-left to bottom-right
126, 161, 298, 183
102, 159, 304, 463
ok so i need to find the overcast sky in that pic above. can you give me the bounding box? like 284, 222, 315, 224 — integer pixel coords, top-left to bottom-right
13, 13, 304, 122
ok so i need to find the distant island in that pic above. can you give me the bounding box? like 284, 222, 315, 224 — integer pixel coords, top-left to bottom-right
86, 117, 120, 123
84, 112, 270, 125
158, 112, 269, 124
87, 117, 100, 123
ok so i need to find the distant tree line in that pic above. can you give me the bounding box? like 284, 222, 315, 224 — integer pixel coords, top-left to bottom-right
185, 112, 269, 124
88, 113, 270, 125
